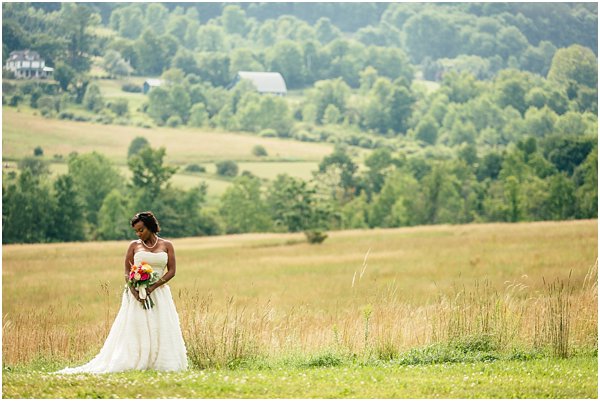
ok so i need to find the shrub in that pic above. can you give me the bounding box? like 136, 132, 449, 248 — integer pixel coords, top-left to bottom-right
58, 111, 76, 120
122, 83, 142, 93
216, 160, 239, 177
184, 164, 206, 173
9, 94, 22, 106
2, 81, 16, 94
252, 145, 268, 157
128, 136, 150, 158
29, 88, 42, 108
33, 146, 44, 157
304, 230, 328, 244
166, 115, 182, 127
37, 96, 56, 116
259, 128, 277, 138
188, 103, 208, 127
109, 98, 129, 116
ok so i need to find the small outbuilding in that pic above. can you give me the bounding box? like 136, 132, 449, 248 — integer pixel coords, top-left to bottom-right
230, 71, 287, 96
143, 79, 163, 94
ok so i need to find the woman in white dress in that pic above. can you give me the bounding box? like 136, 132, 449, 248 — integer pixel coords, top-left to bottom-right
56, 211, 188, 374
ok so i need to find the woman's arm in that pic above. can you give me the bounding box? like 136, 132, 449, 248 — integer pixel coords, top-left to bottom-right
124, 241, 142, 301
148, 240, 176, 294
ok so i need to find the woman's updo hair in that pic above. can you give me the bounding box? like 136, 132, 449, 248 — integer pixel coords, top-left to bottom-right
130, 211, 161, 234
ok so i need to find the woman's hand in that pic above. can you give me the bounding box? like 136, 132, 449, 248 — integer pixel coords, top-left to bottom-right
129, 287, 143, 303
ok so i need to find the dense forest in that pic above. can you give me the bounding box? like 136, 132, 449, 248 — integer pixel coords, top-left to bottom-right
2, 2, 598, 243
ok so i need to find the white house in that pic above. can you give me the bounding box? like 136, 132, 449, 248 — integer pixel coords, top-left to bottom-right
5, 50, 53, 79
230, 71, 287, 96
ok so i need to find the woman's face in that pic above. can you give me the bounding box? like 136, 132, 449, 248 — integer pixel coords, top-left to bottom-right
132, 221, 153, 242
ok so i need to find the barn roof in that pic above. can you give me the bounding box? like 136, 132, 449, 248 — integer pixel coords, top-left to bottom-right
236, 71, 287, 94
144, 79, 163, 87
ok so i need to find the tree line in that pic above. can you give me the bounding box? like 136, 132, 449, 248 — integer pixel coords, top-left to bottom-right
3, 134, 596, 244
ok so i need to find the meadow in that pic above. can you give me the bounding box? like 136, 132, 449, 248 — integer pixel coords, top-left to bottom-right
3, 107, 328, 202
2, 219, 598, 398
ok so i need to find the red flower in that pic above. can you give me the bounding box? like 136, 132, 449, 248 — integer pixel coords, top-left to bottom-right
140, 273, 149, 281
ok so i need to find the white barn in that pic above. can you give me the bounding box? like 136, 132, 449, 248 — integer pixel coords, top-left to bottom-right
231, 71, 287, 96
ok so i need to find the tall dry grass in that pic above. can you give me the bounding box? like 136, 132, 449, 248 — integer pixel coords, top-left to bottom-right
3, 221, 597, 368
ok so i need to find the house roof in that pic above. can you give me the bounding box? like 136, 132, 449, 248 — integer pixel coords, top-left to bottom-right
144, 79, 163, 87
237, 71, 287, 94
9, 50, 42, 62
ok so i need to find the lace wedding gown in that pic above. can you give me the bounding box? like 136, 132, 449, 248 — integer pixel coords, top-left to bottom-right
56, 251, 188, 374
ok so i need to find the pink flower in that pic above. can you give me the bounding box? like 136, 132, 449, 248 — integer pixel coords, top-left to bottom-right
140, 273, 149, 281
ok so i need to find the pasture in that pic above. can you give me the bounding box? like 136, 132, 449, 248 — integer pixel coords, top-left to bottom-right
2, 108, 333, 165
3, 107, 327, 202
2, 219, 598, 398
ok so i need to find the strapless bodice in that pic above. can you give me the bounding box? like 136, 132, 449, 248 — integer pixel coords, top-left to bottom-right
134, 251, 168, 275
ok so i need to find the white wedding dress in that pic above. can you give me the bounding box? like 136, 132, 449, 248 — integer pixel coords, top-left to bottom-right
56, 251, 188, 374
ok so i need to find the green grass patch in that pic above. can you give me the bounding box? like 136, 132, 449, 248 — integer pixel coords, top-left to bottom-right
3, 356, 597, 398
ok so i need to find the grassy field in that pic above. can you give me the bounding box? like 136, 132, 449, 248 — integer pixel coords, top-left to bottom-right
3, 357, 597, 398
2, 108, 333, 165
42, 160, 318, 203
3, 106, 328, 202
2, 220, 598, 397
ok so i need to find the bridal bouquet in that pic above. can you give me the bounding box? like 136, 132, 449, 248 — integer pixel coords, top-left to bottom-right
128, 261, 160, 309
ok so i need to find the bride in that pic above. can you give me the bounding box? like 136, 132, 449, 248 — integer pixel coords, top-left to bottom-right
56, 211, 188, 373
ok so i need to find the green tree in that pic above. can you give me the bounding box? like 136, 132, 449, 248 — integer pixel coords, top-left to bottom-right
146, 87, 172, 125
414, 116, 439, 145
387, 84, 415, 133
196, 25, 226, 52
68, 152, 122, 229
216, 160, 239, 177
128, 136, 150, 159
317, 146, 358, 203
53, 62, 76, 91
188, 103, 209, 127
221, 4, 249, 36
323, 104, 341, 124
220, 175, 273, 233
573, 147, 598, 218
315, 17, 341, 43
544, 173, 576, 220
82, 83, 104, 112
97, 189, 132, 240
196, 52, 231, 87
266, 40, 305, 88
51, 174, 86, 242
103, 49, 134, 77
420, 163, 462, 224
128, 146, 178, 195
307, 78, 351, 124
547, 45, 597, 90
403, 11, 460, 63
3, 170, 51, 243
59, 3, 99, 72
109, 98, 129, 117
369, 169, 419, 227
136, 29, 172, 75
542, 134, 596, 175
363, 147, 399, 195
110, 4, 144, 39
267, 174, 324, 232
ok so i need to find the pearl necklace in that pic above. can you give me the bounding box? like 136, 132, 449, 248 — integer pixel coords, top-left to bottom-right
141, 235, 159, 249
